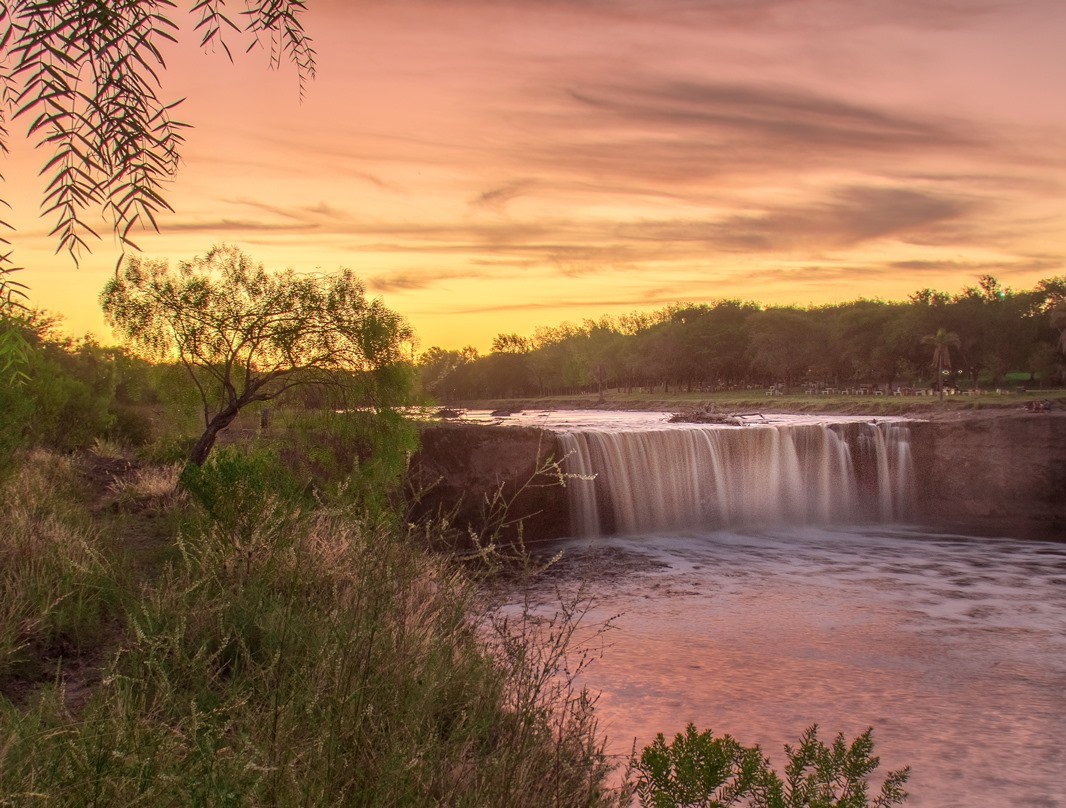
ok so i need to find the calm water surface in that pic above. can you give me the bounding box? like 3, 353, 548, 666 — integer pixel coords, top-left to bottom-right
515, 526, 1066, 807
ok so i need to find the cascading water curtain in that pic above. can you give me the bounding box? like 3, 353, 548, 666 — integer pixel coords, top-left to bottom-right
561, 422, 914, 537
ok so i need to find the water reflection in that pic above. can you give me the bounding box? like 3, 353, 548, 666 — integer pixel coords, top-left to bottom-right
511, 526, 1066, 807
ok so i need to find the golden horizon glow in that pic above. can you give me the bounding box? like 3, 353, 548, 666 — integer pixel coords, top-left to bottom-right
6, 0, 1066, 352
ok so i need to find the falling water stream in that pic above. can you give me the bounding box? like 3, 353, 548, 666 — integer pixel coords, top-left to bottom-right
479, 411, 1066, 807
557, 420, 913, 535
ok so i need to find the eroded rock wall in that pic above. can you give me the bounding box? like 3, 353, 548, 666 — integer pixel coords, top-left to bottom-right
407, 423, 569, 546
910, 414, 1066, 539
412, 414, 1066, 544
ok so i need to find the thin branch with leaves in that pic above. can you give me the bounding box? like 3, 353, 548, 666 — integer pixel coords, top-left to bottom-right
1, 0, 315, 265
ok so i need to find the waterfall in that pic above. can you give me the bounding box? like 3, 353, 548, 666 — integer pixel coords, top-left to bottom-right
560, 422, 913, 537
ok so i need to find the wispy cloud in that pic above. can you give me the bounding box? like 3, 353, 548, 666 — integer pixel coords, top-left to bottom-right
368, 267, 492, 293
890, 257, 1064, 277
618, 185, 975, 253
567, 80, 968, 153
445, 291, 691, 315
443, 0, 1017, 31
160, 218, 315, 234
225, 198, 354, 223
510, 77, 987, 195
470, 179, 537, 210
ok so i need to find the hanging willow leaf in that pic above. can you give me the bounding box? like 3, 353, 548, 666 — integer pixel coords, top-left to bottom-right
192, 0, 239, 57
0, 0, 316, 266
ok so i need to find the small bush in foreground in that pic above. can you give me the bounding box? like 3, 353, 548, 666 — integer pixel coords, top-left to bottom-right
631, 723, 909, 808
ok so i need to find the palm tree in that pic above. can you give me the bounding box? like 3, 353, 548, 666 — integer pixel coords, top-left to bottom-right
922, 327, 961, 401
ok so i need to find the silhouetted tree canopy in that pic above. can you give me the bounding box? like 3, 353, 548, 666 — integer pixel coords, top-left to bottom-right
418, 276, 1066, 401
102, 245, 411, 465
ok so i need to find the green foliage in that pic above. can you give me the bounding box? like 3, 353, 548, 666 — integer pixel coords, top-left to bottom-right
0, 314, 162, 470
1, 0, 314, 261
419, 344, 482, 400
1, 461, 613, 806
0, 316, 30, 388
0, 264, 30, 388
179, 447, 305, 540
102, 245, 414, 465
284, 407, 419, 514
0, 451, 120, 688
778, 726, 910, 808
1052, 300, 1066, 356
635, 725, 772, 807
140, 433, 198, 465
0, 366, 32, 472
631, 724, 909, 808
420, 276, 1066, 399
22, 346, 116, 451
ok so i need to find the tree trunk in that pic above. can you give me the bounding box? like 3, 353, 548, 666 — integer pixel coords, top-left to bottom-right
188, 407, 241, 466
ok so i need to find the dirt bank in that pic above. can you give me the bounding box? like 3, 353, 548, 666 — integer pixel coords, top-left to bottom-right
406, 423, 568, 548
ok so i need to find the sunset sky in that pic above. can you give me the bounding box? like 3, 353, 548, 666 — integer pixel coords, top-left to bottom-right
5, 0, 1066, 352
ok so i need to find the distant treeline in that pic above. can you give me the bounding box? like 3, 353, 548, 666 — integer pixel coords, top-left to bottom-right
418, 276, 1066, 400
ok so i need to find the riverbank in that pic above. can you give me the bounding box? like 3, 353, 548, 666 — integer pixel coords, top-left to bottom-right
455, 388, 1066, 418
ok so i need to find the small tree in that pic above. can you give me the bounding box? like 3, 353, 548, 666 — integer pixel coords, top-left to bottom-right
1052, 301, 1066, 357
101, 245, 412, 466
921, 327, 961, 401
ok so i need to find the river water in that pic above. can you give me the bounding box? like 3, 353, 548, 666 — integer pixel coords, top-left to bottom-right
479, 411, 1066, 806
517, 526, 1066, 807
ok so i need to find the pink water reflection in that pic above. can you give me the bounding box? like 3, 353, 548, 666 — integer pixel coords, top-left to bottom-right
509, 527, 1066, 807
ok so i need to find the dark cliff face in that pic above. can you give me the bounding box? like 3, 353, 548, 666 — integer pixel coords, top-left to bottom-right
910, 414, 1066, 539
411, 414, 1066, 544
407, 423, 570, 547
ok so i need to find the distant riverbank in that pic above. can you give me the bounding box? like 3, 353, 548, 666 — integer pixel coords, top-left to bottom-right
454, 388, 1066, 419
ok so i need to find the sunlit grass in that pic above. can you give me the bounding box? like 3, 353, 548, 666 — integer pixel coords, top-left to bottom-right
107, 463, 184, 509
469, 387, 1066, 414
0, 451, 119, 692
0, 450, 615, 806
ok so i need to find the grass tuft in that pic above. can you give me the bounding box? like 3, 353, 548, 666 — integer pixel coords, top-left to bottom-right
107, 463, 184, 510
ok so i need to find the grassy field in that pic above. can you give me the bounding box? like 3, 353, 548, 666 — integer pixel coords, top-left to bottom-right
460, 387, 1066, 416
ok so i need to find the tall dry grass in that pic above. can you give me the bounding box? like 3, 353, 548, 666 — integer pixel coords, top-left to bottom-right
0, 450, 118, 692
1, 454, 617, 805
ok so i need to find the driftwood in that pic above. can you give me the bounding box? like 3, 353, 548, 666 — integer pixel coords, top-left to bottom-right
668, 408, 766, 425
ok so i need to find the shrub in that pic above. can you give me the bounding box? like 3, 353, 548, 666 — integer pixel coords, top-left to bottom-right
179, 447, 306, 541
282, 406, 419, 514
630, 723, 909, 808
